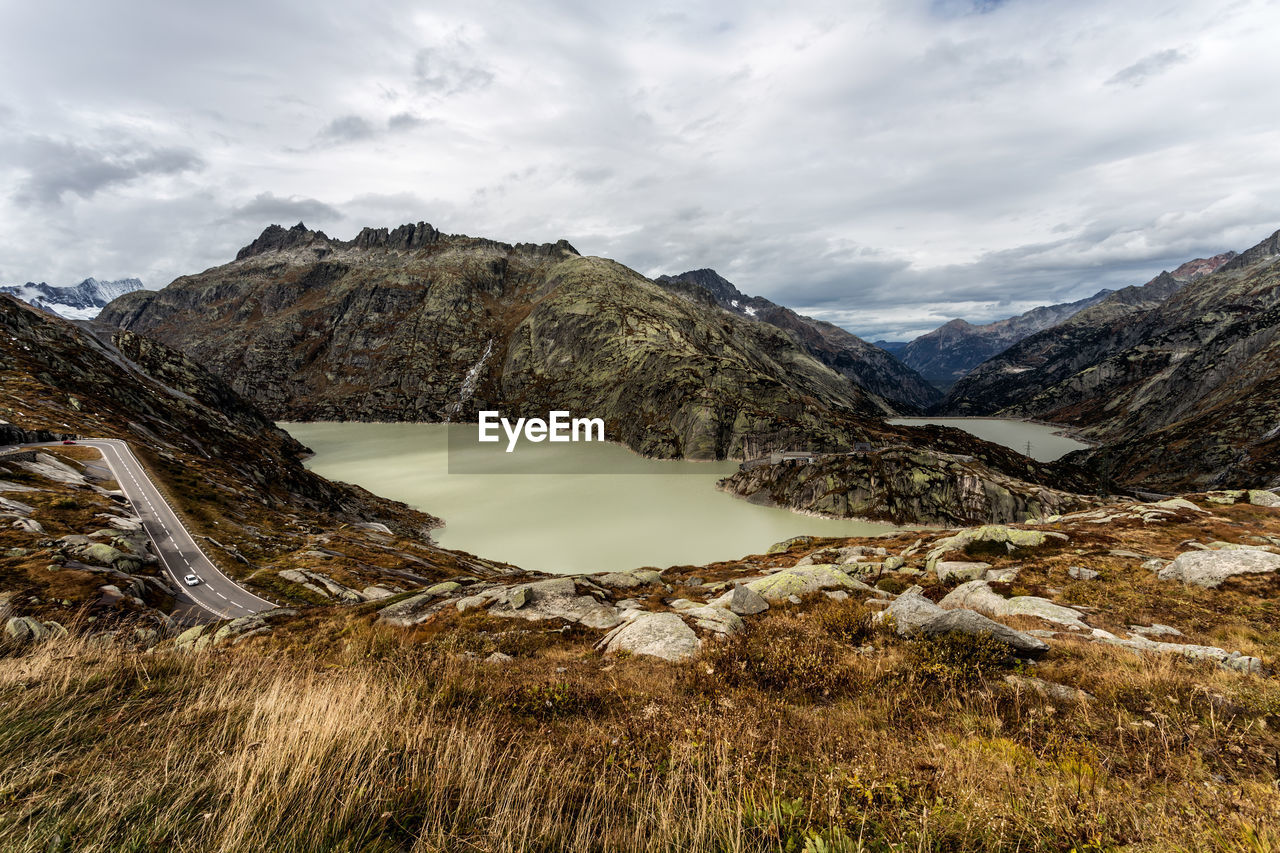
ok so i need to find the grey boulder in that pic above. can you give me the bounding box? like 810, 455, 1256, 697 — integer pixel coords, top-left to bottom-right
597, 611, 700, 661
1157, 550, 1280, 588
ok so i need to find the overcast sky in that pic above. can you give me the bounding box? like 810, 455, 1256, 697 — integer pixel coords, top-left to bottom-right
2, 0, 1279, 340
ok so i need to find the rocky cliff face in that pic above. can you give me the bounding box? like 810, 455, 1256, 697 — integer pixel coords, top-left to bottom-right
654, 269, 941, 412
101, 224, 917, 460
897, 290, 1113, 391
939, 252, 1236, 417
941, 238, 1279, 491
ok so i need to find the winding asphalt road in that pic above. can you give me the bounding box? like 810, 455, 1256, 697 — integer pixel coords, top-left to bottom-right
20, 439, 275, 622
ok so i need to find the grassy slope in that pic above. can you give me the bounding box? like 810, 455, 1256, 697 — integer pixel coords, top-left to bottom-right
3, 500, 1279, 852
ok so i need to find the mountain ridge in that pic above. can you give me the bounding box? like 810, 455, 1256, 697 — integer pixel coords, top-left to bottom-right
654, 268, 941, 412
896, 289, 1114, 391
1, 277, 147, 320
100, 223, 906, 461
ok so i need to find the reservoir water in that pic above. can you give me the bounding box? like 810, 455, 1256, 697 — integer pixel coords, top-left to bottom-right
281, 422, 898, 574
887, 417, 1090, 462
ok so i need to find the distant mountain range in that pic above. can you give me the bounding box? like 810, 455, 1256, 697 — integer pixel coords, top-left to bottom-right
874, 254, 1235, 392
1, 277, 147, 320
886, 290, 1114, 391
654, 269, 941, 411
940, 240, 1280, 491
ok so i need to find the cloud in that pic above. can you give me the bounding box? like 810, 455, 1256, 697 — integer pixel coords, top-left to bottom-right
317, 114, 378, 144
1105, 48, 1190, 87
0, 0, 1277, 342
388, 112, 425, 131
412, 39, 493, 96
228, 192, 341, 226
9, 136, 203, 205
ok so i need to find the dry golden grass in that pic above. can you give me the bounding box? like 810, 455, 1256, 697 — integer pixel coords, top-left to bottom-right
3, 599, 1279, 853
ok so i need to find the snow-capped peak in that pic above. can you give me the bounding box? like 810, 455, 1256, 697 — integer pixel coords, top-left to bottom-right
0, 277, 148, 320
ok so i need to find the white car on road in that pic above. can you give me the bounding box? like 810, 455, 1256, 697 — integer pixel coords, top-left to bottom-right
183, 574, 202, 587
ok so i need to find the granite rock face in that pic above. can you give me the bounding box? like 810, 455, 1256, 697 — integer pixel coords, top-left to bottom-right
597, 611, 701, 661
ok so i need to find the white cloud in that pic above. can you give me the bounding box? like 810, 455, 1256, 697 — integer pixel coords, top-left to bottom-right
0, 0, 1277, 341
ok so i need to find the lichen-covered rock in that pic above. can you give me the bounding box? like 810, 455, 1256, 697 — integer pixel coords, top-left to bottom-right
377, 592, 438, 627
1097, 635, 1265, 674
917, 609, 1049, 657
489, 578, 622, 630
173, 623, 210, 650
935, 561, 991, 582
926, 525, 1067, 568
745, 565, 859, 601
592, 569, 663, 589
5, 616, 51, 644
940, 580, 1090, 631
882, 590, 945, 635
684, 605, 744, 636
728, 583, 769, 615
1248, 490, 1280, 507
724, 450, 1090, 527
766, 536, 816, 555
597, 611, 700, 661
1157, 550, 1280, 588
1005, 675, 1094, 703
210, 609, 297, 646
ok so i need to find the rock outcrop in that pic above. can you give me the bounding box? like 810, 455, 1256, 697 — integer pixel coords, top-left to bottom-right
720, 448, 1091, 526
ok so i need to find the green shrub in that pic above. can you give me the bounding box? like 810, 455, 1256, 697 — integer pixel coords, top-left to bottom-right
700, 614, 860, 697
811, 601, 874, 645
907, 631, 1014, 683
875, 576, 909, 595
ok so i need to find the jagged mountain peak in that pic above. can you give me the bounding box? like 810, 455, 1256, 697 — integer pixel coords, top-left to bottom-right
234, 221, 580, 263
235, 222, 332, 260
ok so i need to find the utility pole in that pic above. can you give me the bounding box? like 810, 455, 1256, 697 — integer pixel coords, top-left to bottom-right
1025, 440, 1033, 458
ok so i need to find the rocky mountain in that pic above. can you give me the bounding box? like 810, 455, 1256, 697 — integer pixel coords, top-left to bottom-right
654, 269, 941, 412
1, 277, 147, 320
101, 223, 927, 461
897, 290, 1114, 391
0, 292, 512, 631
872, 340, 909, 356
940, 252, 1237, 418
941, 237, 1280, 491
